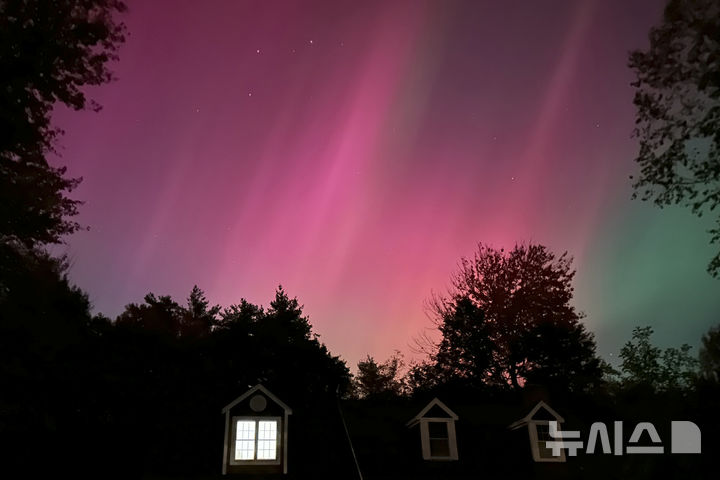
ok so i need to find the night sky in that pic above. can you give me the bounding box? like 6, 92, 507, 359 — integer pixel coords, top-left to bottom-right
50, 0, 720, 368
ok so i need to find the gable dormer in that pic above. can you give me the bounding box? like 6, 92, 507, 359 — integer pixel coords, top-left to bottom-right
509, 400, 566, 463
221, 384, 292, 475
406, 398, 459, 461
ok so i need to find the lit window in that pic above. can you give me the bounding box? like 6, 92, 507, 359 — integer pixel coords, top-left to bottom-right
235, 421, 256, 460
256, 420, 277, 460
231, 417, 280, 464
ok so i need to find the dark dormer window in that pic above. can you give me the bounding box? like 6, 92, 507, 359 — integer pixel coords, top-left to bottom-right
509, 400, 566, 463
426, 419, 453, 458
531, 422, 561, 461
406, 398, 459, 461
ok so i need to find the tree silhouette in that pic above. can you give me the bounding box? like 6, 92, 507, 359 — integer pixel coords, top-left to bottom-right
619, 326, 698, 391
116, 292, 184, 337
699, 323, 720, 381
0, 0, 126, 248
433, 297, 495, 386
88, 286, 352, 475
519, 317, 606, 391
180, 285, 220, 338
263, 285, 313, 342
0, 7, 127, 468
629, 0, 720, 276
210, 286, 351, 398
419, 243, 603, 393
0, 245, 94, 473
353, 352, 405, 398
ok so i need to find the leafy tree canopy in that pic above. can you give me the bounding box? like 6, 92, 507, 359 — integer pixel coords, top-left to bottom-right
619, 326, 698, 391
0, 0, 126, 248
699, 323, 720, 381
413, 243, 604, 393
353, 351, 406, 398
629, 0, 720, 276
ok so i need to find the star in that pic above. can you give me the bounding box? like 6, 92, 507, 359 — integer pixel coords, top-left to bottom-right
309, 39, 314, 45
256, 49, 261, 54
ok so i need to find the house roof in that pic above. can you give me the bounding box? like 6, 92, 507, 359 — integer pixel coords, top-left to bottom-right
508, 400, 563, 430
340, 397, 538, 479
221, 384, 293, 414
406, 397, 459, 427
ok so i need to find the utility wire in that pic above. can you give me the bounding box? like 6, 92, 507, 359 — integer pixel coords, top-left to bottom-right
336, 393, 363, 480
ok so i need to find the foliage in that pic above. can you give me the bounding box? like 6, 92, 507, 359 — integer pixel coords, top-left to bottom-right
0, 244, 92, 353
181, 285, 220, 337
0, 244, 94, 473
405, 359, 441, 393
629, 0, 720, 276
115, 292, 184, 336
263, 285, 314, 343
353, 351, 406, 398
619, 326, 698, 391
417, 243, 604, 393
0, 276, 351, 475
699, 323, 720, 381
619, 327, 661, 386
211, 286, 351, 401
0, 0, 126, 248
429, 297, 495, 388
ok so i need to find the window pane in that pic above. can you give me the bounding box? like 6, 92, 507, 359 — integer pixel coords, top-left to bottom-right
235, 421, 256, 460
535, 424, 557, 459
233, 419, 279, 462
430, 438, 451, 457
235, 440, 255, 460
537, 442, 556, 459
257, 440, 277, 460
257, 421, 277, 459
258, 420, 277, 440
236, 421, 256, 440
536, 424, 550, 440
428, 421, 449, 439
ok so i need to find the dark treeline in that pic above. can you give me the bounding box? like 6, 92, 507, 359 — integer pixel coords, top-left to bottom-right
353, 246, 720, 404
348, 244, 720, 478
0, 2, 356, 476
0, 245, 350, 477
3, 241, 720, 478
3, 0, 720, 477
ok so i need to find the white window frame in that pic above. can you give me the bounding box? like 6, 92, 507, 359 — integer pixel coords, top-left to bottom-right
529, 421, 566, 463
229, 416, 282, 466
420, 418, 458, 461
